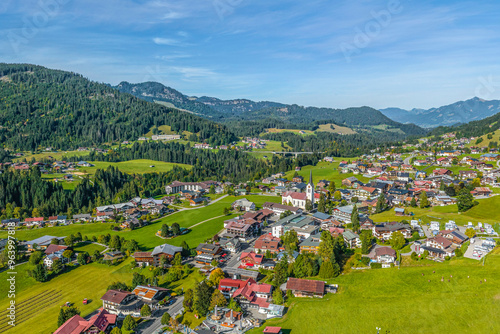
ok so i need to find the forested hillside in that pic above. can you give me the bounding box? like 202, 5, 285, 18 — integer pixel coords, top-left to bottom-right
114, 81, 426, 138
429, 111, 500, 138
0, 64, 237, 150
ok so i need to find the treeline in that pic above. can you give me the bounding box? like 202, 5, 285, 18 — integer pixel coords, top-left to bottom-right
261, 131, 403, 156
0, 63, 237, 150
429, 111, 500, 138
64, 141, 321, 182
0, 165, 191, 219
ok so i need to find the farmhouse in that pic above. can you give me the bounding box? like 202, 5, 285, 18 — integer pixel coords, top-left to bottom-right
195, 243, 223, 265
372, 247, 397, 267
53, 309, 117, 334
231, 198, 256, 211
132, 243, 182, 266
101, 289, 143, 317
218, 278, 273, 311
286, 277, 325, 298
372, 222, 412, 240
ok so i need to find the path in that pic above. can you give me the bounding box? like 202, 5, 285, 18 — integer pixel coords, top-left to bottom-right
189, 214, 225, 229
151, 195, 229, 222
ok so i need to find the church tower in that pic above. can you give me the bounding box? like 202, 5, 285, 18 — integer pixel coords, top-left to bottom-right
306, 170, 314, 205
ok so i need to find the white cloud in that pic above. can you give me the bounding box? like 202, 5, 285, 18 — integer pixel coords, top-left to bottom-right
153, 37, 183, 46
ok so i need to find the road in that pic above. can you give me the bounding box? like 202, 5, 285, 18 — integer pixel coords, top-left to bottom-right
403, 153, 416, 165
137, 296, 185, 334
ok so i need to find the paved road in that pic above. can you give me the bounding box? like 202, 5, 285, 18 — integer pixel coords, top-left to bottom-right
137, 296, 185, 334
403, 153, 415, 165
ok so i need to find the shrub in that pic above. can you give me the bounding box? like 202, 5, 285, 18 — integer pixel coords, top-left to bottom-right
445, 256, 451, 261
370, 262, 382, 269
360, 256, 371, 266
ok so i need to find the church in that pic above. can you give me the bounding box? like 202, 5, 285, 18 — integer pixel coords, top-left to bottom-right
281, 170, 315, 210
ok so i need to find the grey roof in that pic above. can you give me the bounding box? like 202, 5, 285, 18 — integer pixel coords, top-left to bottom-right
299, 236, 321, 247
25, 235, 66, 246
0, 239, 8, 248
151, 243, 183, 256
343, 230, 360, 241
73, 213, 91, 219
312, 212, 331, 220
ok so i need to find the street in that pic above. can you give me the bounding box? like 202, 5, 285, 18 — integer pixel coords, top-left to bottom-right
136, 296, 185, 334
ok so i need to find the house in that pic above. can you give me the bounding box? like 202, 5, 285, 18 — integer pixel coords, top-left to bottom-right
132, 243, 182, 266
342, 176, 359, 187
372, 222, 412, 240
25, 235, 66, 251
53, 309, 117, 334
43, 250, 67, 269
240, 252, 264, 268
343, 230, 361, 248
372, 247, 397, 267
218, 278, 273, 312
165, 180, 217, 194
48, 215, 67, 225
131, 285, 170, 311
298, 235, 321, 254
432, 195, 456, 206
332, 205, 354, 223
439, 230, 469, 246
422, 236, 457, 259
232, 198, 256, 212
219, 237, 242, 253
101, 289, 143, 317
103, 251, 124, 262
263, 327, 283, 334
471, 187, 492, 197
286, 277, 325, 298
254, 234, 281, 254
241, 209, 274, 226
224, 219, 254, 240
262, 202, 302, 215
459, 170, 478, 180
73, 213, 92, 222
195, 243, 223, 265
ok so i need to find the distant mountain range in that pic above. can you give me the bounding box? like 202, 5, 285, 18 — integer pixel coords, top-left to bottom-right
114, 81, 426, 137
379, 97, 500, 128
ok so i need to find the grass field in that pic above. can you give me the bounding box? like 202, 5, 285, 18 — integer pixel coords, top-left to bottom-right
466, 130, 499, 148
73, 242, 106, 254
0, 260, 134, 334
13, 150, 88, 162
316, 123, 357, 135
250, 253, 500, 334
81, 159, 192, 175
371, 195, 500, 226
284, 161, 371, 186
264, 128, 314, 136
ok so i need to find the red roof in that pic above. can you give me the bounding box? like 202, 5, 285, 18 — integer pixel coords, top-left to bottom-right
282, 191, 307, 200
240, 252, 263, 264
53, 315, 87, 334
264, 327, 282, 334
286, 277, 324, 295
24, 217, 44, 222
44, 244, 68, 255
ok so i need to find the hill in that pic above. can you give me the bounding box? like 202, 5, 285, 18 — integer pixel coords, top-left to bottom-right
380, 97, 500, 128
0, 63, 237, 150
114, 81, 426, 137
429, 110, 500, 138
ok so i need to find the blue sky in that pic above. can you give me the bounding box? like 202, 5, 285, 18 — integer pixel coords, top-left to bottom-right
1, 0, 500, 109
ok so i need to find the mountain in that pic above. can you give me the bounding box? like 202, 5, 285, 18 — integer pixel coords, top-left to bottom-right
379, 97, 500, 128
429, 110, 500, 138
115, 81, 426, 137
0, 64, 237, 150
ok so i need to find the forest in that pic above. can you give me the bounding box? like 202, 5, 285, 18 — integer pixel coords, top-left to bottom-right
0, 63, 237, 151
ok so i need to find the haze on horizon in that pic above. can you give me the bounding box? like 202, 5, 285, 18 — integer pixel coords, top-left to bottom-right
1, 0, 500, 110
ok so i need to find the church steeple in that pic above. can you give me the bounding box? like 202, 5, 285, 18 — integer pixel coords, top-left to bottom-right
309, 169, 313, 186
306, 169, 314, 205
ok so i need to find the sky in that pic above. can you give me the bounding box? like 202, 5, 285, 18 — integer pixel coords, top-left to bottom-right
1, 0, 500, 110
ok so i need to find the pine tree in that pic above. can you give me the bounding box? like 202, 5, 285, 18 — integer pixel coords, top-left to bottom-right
419, 191, 429, 208
351, 204, 360, 232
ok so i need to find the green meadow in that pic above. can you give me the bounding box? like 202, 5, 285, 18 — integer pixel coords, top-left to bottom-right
250, 252, 500, 334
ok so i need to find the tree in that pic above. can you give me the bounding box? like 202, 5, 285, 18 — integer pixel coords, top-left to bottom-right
328, 181, 336, 193
32, 264, 48, 282
319, 260, 335, 279
123, 315, 137, 331
32, 207, 42, 218
194, 281, 213, 316
29, 251, 43, 265
419, 191, 429, 208
389, 231, 405, 251
457, 189, 475, 212
333, 190, 342, 201
465, 227, 476, 239
62, 250, 74, 261
77, 252, 89, 265
228, 298, 242, 312
305, 199, 313, 211
209, 268, 225, 287
273, 256, 289, 288
64, 235, 74, 247
180, 241, 190, 257
161, 311, 171, 325
52, 258, 64, 274
109, 235, 121, 250
209, 289, 227, 310
279, 210, 292, 219
140, 303, 152, 317
110, 327, 122, 334
360, 231, 372, 254
318, 230, 335, 261
183, 289, 194, 312
410, 252, 419, 261
171, 223, 181, 236
375, 194, 387, 213
282, 230, 299, 252
317, 193, 326, 213
223, 207, 230, 215
272, 289, 283, 305
169, 316, 180, 332
161, 224, 169, 237
209, 185, 216, 194
410, 197, 417, 208
172, 252, 182, 266
57, 306, 80, 327
351, 204, 360, 232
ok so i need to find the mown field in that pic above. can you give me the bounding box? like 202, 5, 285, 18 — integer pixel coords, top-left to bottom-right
316, 123, 357, 135
250, 251, 500, 334
284, 161, 371, 186
371, 194, 500, 226
83, 159, 192, 175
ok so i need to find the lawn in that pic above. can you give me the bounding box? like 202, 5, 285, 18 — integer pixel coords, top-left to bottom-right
371, 195, 500, 226
13, 150, 88, 162
284, 161, 371, 186
250, 253, 500, 334
73, 242, 106, 254
0, 260, 135, 334
82, 159, 192, 175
